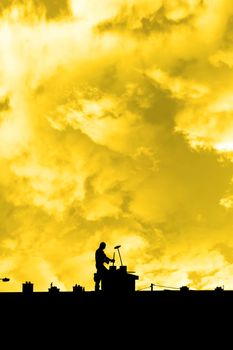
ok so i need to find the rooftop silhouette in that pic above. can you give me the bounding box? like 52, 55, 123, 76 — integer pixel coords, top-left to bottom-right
1, 243, 233, 320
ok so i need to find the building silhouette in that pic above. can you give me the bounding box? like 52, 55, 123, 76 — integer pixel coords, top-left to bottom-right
1, 255, 233, 330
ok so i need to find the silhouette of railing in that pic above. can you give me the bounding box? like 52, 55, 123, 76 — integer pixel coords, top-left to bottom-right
138, 283, 195, 291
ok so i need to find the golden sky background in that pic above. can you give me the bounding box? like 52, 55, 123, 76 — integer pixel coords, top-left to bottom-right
1, 0, 233, 292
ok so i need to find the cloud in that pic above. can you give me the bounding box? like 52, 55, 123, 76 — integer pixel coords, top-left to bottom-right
1, 0, 233, 292
0, 0, 71, 20
213, 243, 233, 264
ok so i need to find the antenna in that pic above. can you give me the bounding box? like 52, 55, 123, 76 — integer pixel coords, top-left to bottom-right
0, 277, 10, 282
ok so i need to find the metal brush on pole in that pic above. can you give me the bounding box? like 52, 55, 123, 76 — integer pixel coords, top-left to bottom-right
114, 245, 123, 266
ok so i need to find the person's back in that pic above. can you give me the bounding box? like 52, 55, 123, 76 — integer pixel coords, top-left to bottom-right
95, 242, 110, 270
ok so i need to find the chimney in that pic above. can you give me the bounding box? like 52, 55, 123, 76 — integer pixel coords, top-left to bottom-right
22, 281, 34, 294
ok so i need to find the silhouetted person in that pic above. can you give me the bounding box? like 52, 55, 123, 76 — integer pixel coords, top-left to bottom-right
94, 242, 114, 291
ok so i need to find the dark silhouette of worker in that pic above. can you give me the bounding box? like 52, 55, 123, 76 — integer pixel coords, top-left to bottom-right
94, 242, 114, 291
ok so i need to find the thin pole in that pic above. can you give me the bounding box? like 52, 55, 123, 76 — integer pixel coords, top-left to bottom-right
117, 247, 123, 266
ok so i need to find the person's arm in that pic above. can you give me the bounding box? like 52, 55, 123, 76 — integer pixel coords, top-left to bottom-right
104, 253, 114, 264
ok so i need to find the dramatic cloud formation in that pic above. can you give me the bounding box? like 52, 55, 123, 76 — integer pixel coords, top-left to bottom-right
1, 0, 233, 292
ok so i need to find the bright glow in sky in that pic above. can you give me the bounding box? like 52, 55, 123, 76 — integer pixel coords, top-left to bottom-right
1, 0, 233, 292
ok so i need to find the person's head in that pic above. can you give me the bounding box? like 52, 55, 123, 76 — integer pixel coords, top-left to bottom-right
99, 242, 106, 250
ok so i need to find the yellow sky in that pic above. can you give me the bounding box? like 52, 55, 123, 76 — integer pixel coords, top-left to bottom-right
1, 0, 233, 292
